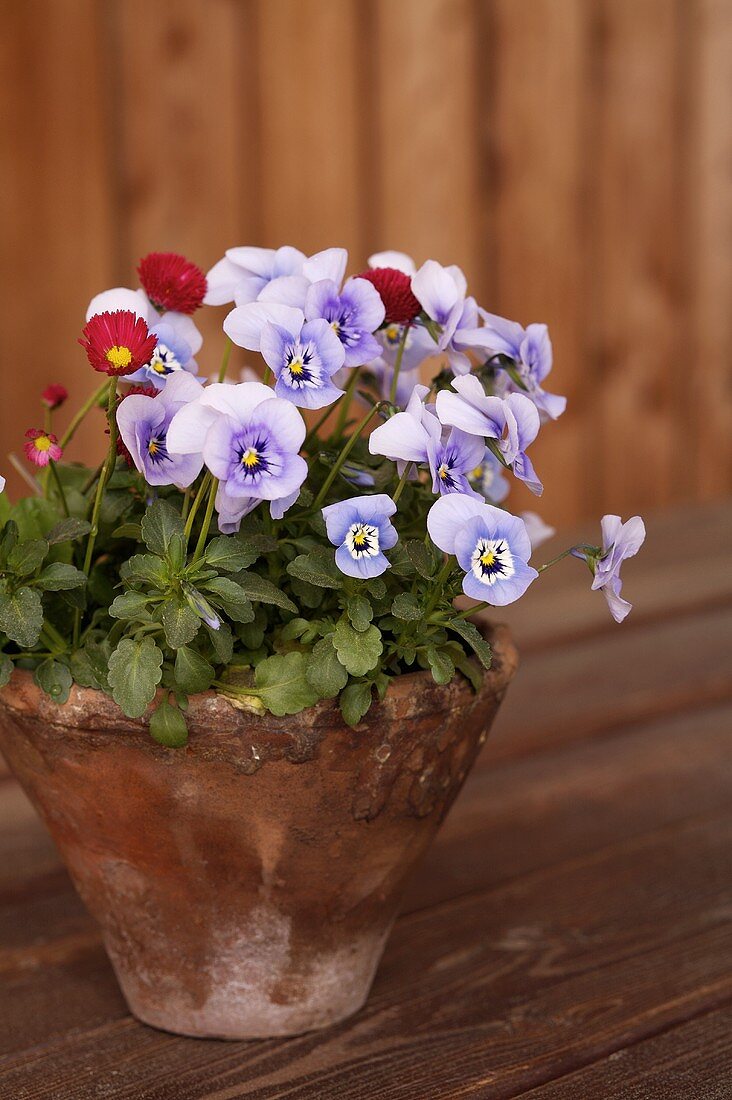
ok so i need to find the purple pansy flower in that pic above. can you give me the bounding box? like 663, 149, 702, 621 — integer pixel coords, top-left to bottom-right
260, 314, 345, 409
436, 374, 543, 496
166, 381, 308, 518
468, 448, 510, 504
585, 514, 646, 623
411, 261, 497, 370
427, 494, 538, 606
116, 372, 204, 487
204, 245, 307, 307
427, 429, 484, 498
305, 277, 385, 367
322, 494, 398, 579
479, 310, 566, 420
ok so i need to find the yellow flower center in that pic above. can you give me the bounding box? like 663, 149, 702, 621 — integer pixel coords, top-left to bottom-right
438, 463, 450, 480
471, 465, 482, 479
148, 439, 159, 456
331, 320, 341, 334
353, 530, 367, 546
106, 345, 133, 369
34, 435, 52, 452
480, 549, 496, 568
289, 360, 304, 376
241, 448, 260, 468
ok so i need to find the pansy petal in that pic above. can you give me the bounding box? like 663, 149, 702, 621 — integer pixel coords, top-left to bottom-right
412, 260, 463, 325
160, 311, 204, 356
426, 493, 490, 554
223, 302, 305, 351
255, 397, 307, 453
86, 287, 145, 322
368, 250, 416, 275
369, 412, 431, 463
204, 257, 248, 306
257, 275, 310, 309
303, 247, 348, 286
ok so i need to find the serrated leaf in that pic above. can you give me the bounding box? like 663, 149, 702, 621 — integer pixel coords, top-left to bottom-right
0, 587, 43, 647
202, 577, 255, 623
279, 617, 310, 642
46, 517, 91, 545
206, 621, 233, 664
161, 598, 201, 647
447, 618, 492, 669
347, 595, 373, 632
365, 576, 386, 599
149, 696, 188, 747
109, 591, 153, 621
34, 659, 73, 704
141, 500, 185, 559
387, 544, 415, 578
107, 636, 163, 718
405, 539, 435, 579
234, 572, 297, 613
69, 647, 107, 690
174, 646, 215, 695
332, 620, 382, 677
203, 535, 259, 573
426, 646, 455, 685
35, 563, 87, 591
7, 539, 49, 576
340, 682, 373, 727
120, 553, 169, 589
452, 649, 483, 692
289, 574, 324, 608
306, 636, 349, 698
110, 521, 142, 541
255, 652, 319, 716
286, 547, 343, 589
0, 654, 13, 689
391, 592, 422, 621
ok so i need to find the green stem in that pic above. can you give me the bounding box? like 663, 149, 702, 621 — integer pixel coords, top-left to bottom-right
537, 545, 596, 574
453, 601, 490, 619
333, 366, 361, 438
181, 486, 192, 522
423, 557, 454, 618
304, 403, 337, 449
60, 380, 108, 450
217, 337, 233, 383
392, 462, 413, 505
312, 401, 386, 511
48, 461, 70, 517
389, 325, 410, 404
183, 472, 213, 542
263, 366, 273, 385
192, 478, 220, 562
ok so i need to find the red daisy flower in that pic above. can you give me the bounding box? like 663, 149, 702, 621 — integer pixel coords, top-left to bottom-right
79, 311, 157, 376
40, 383, 68, 410
137, 251, 207, 315
355, 267, 421, 326
24, 429, 63, 468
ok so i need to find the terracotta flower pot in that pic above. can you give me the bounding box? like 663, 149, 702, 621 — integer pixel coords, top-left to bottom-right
0, 624, 517, 1040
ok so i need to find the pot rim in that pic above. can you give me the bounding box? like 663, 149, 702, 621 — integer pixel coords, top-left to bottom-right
0, 620, 517, 740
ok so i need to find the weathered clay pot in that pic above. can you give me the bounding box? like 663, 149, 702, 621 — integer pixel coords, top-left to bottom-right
0, 624, 517, 1040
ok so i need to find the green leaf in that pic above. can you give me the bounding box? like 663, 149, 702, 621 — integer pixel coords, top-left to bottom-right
203, 535, 259, 573
340, 682, 373, 727
202, 577, 255, 623
46, 517, 91, 545
387, 544, 416, 578
346, 595, 373, 633
332, 620, 383, 677
279, 617, 311, 642
110, 521, 142, 541
306, 636, 349, 698
289, 574, 324, 609
107, 636, 164, 718
161, 598, 201, 648
141, 500, 185, 559
120, 554, 169, 589
9, 497, 59, 542
234, 572, 298, 613
365, 576, 386, 599
34, 659, 73, 704
7, 539, 49, 576
35, 563, 87, 591
69, 648, 106, 691
446, 618, 492, 670
426, 646, 455, 685
206, 621, 233, 664
451, 649, 483, 692
0, 653, 13, 689
255, 651, 319, 716
0, 587, 43, 647
391, 592, 422, 621
174, 646, 215, 695
286, 547, 343, 589
0, 521, 19, 566
405, 539, 435, 579
149, 696, 188, 747
109, 591, 153, 621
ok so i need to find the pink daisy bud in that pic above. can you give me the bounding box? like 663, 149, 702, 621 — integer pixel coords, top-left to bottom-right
41, 383, 69, 410
24, 429, 63, 468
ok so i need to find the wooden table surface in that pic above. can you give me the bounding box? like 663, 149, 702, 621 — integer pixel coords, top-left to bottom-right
1, 500, 730, 1099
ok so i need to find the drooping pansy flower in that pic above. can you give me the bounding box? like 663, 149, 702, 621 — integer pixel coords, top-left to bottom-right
79, 311, 158, 377
322, 494, 398, 579
581, 514, 646, 623
116, 372, 204, 487
478, 310, 566, 420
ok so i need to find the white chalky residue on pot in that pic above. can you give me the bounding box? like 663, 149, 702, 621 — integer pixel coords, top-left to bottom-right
375, 743, 391, 763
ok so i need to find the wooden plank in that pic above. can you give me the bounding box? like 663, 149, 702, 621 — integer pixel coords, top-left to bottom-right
0, 0, 117, 492
372, 0, 480, 285
0, 816, 729, 1097
511, 1005, 732, 1099
690, 0, 732, 501
255, 0, 365, 264
590, 0, 685, 516
487, 0, 591, 526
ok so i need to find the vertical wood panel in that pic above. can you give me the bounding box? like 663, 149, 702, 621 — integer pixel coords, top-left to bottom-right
487, 0, 591, 526
691, 0, 732, 499
372, 0, 480, 284
591, 0, 684, 516
0, 0, 116, 485
256, 0, 365, 265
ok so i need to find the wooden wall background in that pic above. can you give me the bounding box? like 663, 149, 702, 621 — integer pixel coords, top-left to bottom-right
1, 0, 730, 526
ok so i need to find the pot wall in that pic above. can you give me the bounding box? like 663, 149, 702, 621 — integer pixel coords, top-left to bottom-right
0, 624, 517, 1039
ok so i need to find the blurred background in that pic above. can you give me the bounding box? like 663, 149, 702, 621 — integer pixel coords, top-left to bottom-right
1, 0, 730, 525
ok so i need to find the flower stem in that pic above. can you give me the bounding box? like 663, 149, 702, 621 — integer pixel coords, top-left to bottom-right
389, 326, 410, 404
60, 380, 109, 450
453, 600, 490, 619
537, 545, 596, 574
217, 337, 233, 383
183, 472, 213, 543
312, 401, 386, 511
333, 366, 361, 438
392, 462, 413, 505
48, 460, 70, 517
423, 557, 454, 617
304, 404, 337, 449
192, 478, 220, 562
